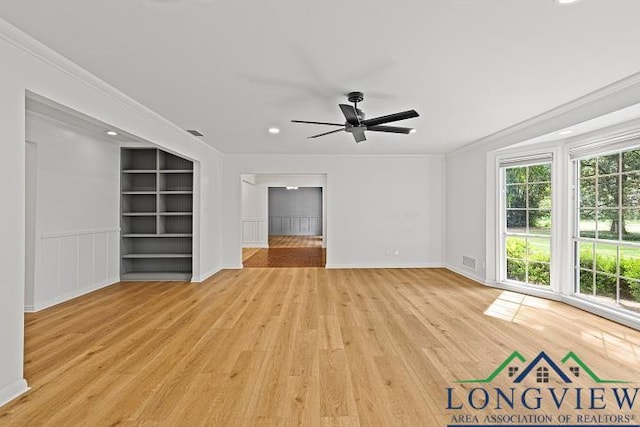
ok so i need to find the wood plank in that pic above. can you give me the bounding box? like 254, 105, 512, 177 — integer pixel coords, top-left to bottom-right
2, 268, 640, 425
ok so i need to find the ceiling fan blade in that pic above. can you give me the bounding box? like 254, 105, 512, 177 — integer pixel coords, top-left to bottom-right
362, 109, 419, 127
367, 125, 414, 134
307, 128, 345, 139
352, 127, 366, 143
291, 120, 345, 126
339, 104, 360, 126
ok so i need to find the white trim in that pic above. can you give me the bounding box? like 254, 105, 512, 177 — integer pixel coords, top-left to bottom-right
498, 153, 553, 168
445, 264, 487, 285
25, 276, 119, 313
191, 267, 221, 283
0, 18, 220, 155
325, 263, 443, 269
487, 279, 561, 302
0, 379, 29, 408
562, 295, 640, 331
494, 149, 557, 290
228, 153, 440, 159
222, 264, 244, 270
451, 70, 640, 156
40, 228, 119, 239
446, 267, 640, 331
242, 243, 269, 249
569, 132, 640, 160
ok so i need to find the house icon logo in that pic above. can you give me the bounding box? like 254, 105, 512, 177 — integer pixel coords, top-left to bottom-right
456, 351, 627, 384
447, 351, 637, 421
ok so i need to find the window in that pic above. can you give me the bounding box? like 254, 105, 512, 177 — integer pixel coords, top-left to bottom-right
575, 148, 640, 313
536, 367, 549, 383
501, 161, 552, 286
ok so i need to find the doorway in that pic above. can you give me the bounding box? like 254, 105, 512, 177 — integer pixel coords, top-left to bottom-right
241, 174, 327, 268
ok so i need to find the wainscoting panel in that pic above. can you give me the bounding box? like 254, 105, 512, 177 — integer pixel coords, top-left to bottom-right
269, 216, 322, 236
94, 232, 108, 285
242, 219, 267, 247
27, 228, 119, 312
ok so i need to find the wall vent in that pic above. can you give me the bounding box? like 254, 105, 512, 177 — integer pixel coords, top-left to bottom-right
186, 129, 204, 137
462, 255, 477, 270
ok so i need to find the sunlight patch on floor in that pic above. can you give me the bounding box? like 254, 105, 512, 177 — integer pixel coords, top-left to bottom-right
484, 291, 551, 328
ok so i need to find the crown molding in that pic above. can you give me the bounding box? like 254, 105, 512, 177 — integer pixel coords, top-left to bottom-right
449, 70, 640, 157
0, 18, 221, 156
224, 153, 442, 159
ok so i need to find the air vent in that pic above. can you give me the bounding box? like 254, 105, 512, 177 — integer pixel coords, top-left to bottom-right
186, 129, 204, 137
462, 255, 477, 270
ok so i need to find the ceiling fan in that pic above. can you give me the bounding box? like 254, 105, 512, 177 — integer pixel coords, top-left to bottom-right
291, 91, 419, 143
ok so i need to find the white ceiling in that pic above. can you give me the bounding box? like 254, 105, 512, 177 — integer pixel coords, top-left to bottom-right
3, 0, 640, 154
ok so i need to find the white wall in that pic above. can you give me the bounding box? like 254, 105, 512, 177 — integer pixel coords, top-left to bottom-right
25, 114, 120, 311
224, 155, 445, 269
0, 19, 224, 406
241, 180, 268, 247
445, 146, 489, 282
444, 72, 640, 284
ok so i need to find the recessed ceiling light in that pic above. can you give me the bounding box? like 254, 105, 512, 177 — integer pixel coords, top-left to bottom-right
268, 127, 280, 134
555, 0, 581, 4
409, 129, 417, 134
106, 130, 118, 136
286, 186, 298, 190
558, 130, 573, 135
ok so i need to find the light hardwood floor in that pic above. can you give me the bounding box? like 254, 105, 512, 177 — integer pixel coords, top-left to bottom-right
2, 268, 640, 426
268, 236, 323, 248
243, 236, 325, 268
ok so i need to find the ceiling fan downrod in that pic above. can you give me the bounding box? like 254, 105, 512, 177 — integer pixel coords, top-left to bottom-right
347, 91, 365, 121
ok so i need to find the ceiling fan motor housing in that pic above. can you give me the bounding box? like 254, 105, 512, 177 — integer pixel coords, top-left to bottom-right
347, 91, 364, 104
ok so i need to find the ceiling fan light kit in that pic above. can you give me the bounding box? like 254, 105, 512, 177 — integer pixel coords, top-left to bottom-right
291, 91, 419, 143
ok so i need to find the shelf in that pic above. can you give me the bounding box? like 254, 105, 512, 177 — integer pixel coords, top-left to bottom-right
123, 191, 157, 195
122, 169, 157, 173
122, 253, 192, 259
121, 272, 192, 281
122, 233, 192, 238
121, 172, 156, 192
121, 148, 193, 281
121, 216, 156, 234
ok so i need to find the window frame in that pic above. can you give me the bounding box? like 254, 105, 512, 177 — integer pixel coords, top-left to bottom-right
572, 146, 640, 313
499, 157, 554, 288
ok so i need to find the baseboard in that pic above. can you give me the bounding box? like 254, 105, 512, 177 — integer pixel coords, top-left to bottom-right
444, 264, 488, 285
0, 379, 29, 408
25, 276, 119, 313
222, 264, 244, 270
444, 265, 640, 332
242, 243, 269, 248
191, 267, 222, 283
561, 295, 640, 331
325, 262, 443, 269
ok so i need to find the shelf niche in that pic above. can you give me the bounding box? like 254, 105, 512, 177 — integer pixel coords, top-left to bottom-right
120, 148, 194, 281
